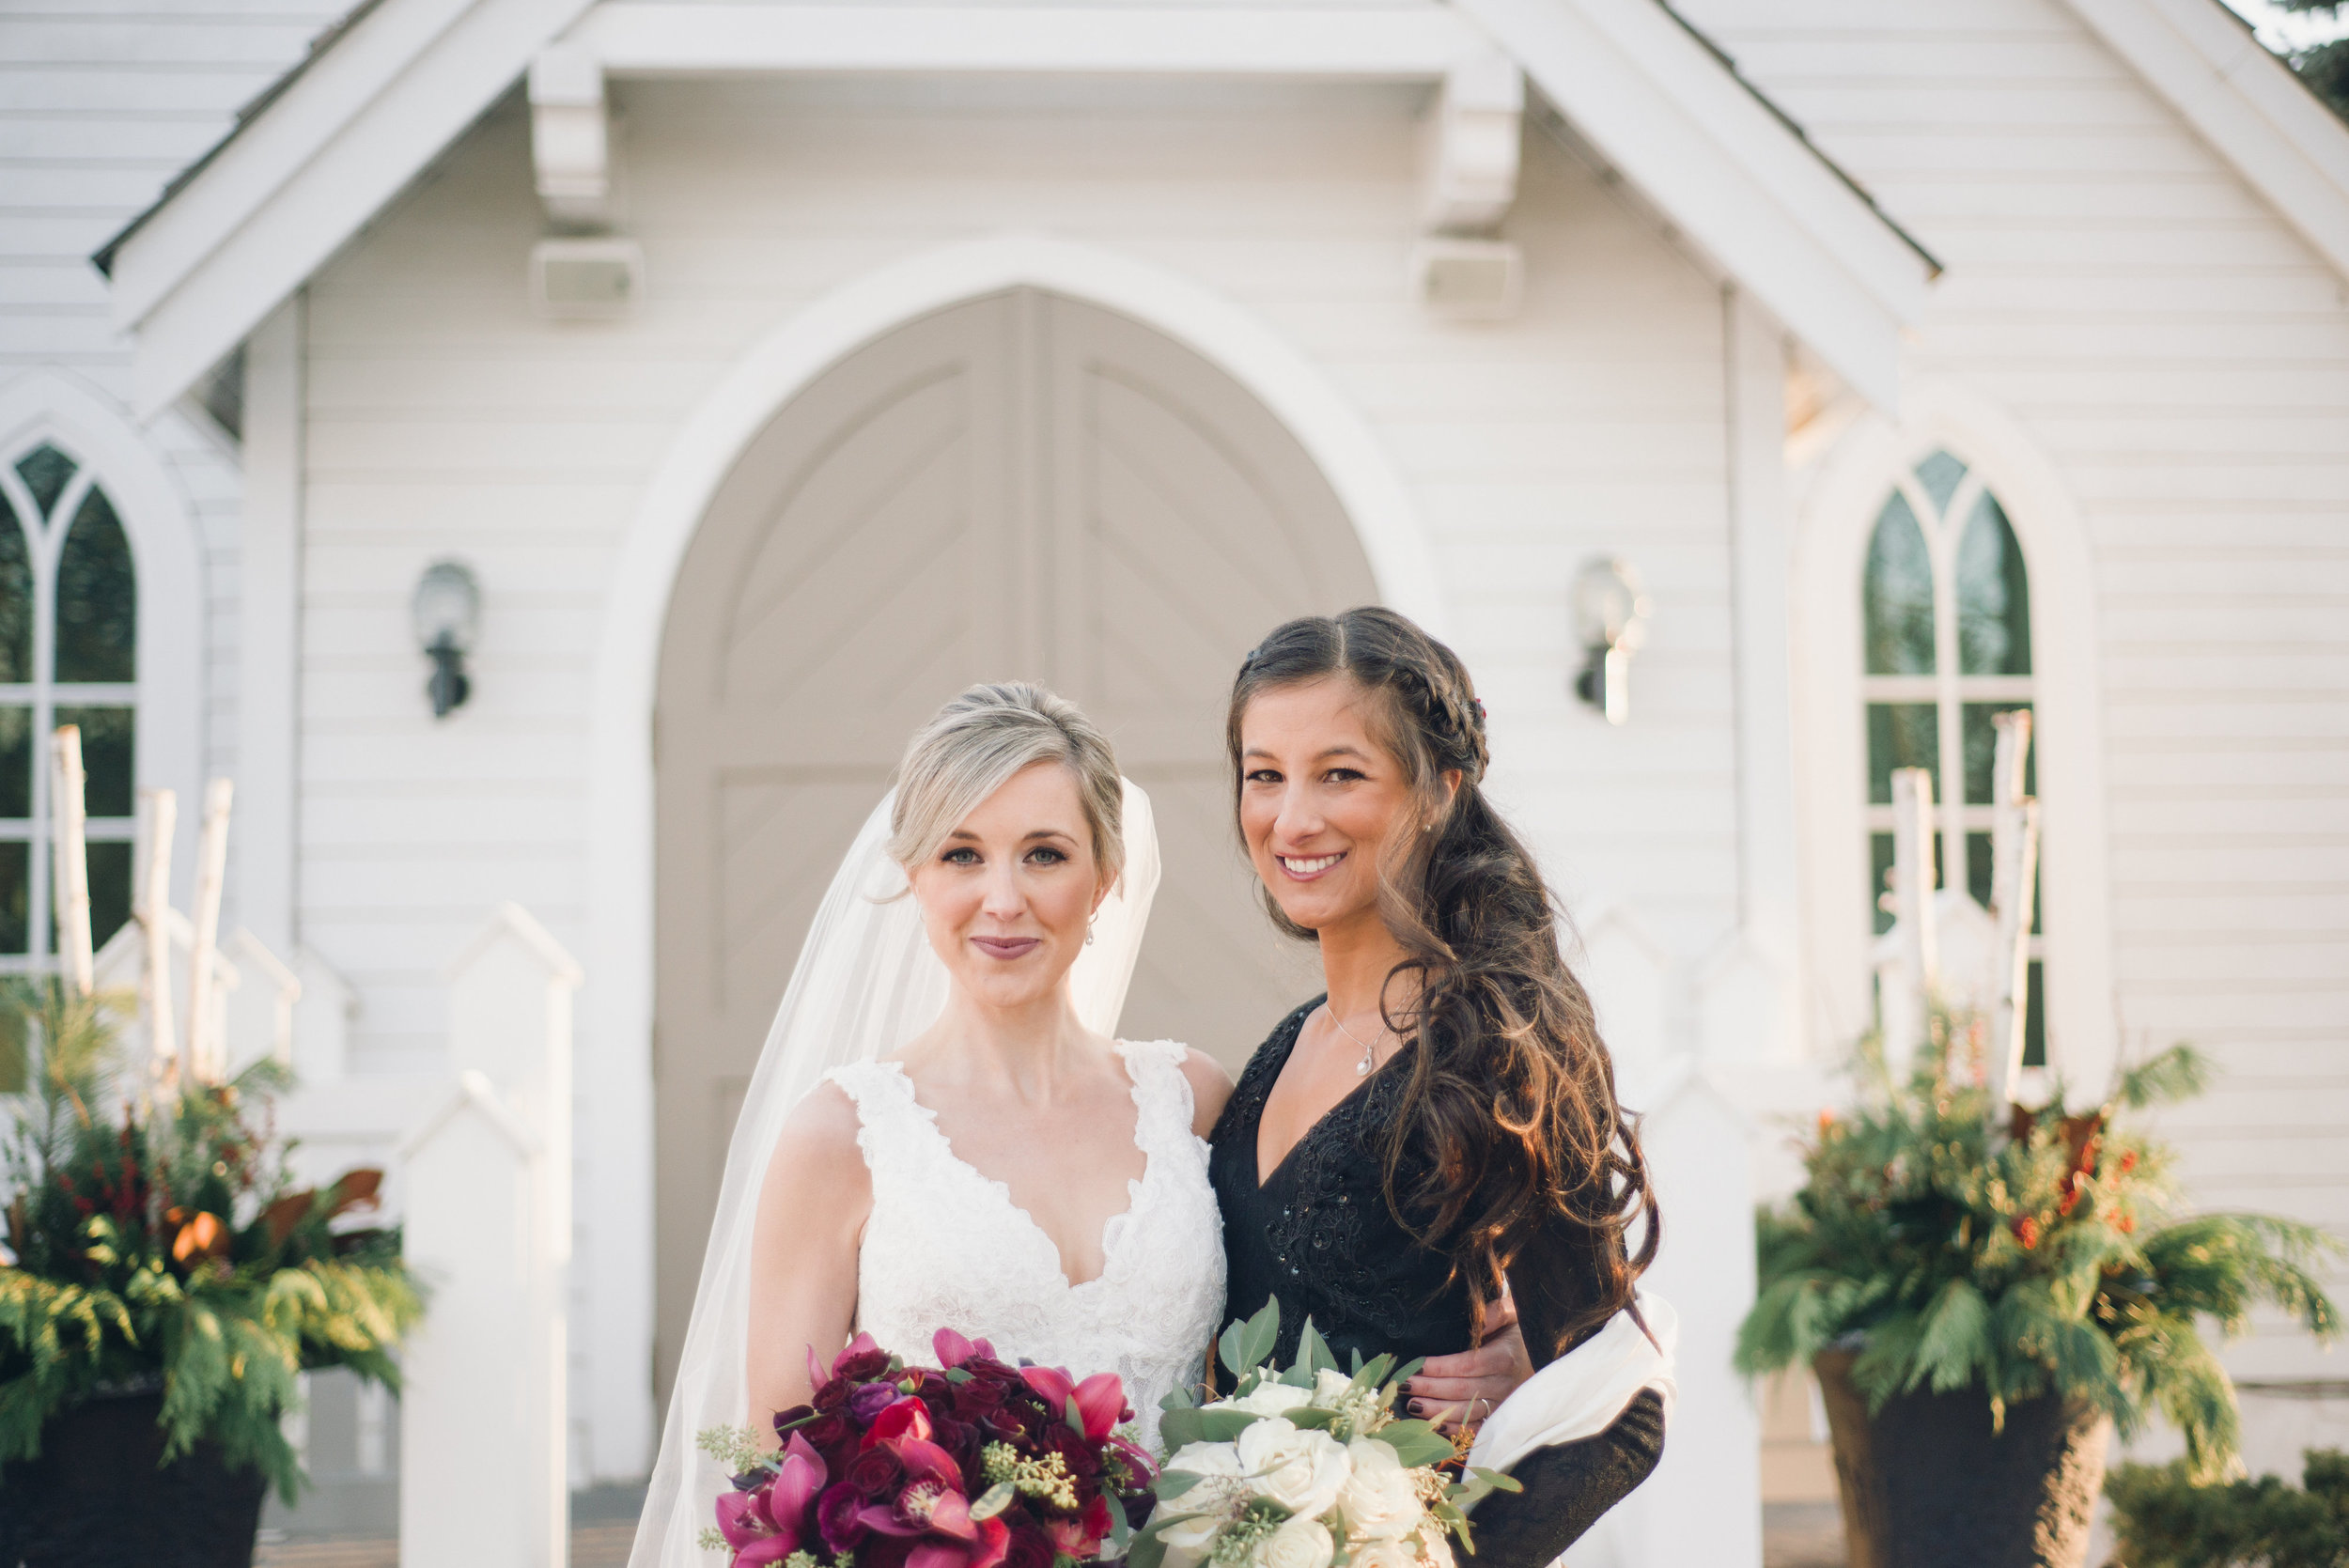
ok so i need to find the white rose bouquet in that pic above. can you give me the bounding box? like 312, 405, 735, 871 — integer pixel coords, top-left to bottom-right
1132, 1300, 1518, 1568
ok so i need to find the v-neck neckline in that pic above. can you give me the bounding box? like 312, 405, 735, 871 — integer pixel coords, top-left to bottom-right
879, 1048, 1150, 1292
1252, 998, 1398, 1192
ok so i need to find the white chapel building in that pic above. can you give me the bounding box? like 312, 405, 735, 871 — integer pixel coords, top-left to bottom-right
7, 0, 2349, 1559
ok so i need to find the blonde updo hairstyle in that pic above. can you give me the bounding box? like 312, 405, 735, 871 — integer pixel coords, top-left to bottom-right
889, 681, 1126, 896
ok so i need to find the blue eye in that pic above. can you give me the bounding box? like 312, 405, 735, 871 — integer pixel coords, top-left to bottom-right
942, 846, 980, 865
1028, 846, 1067, 865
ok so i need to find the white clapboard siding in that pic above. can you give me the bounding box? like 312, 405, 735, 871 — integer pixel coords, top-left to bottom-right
0, 0, 358, 919
1678, 0, 2349, 1453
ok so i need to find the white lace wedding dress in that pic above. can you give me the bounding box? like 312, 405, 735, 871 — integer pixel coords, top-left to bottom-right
826, 1038, 1224, 1449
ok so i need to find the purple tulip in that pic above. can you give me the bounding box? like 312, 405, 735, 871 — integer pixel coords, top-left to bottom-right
849, 1381, 903, 1424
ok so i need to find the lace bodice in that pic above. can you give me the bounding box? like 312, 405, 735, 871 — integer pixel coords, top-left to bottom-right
827, 1040, 1223, 1449
1207, 1000, 1477, 1370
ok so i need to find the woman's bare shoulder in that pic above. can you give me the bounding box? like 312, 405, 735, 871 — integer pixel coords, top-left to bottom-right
764, 1079, 868, 1181
1174, 1047, 1236, 1137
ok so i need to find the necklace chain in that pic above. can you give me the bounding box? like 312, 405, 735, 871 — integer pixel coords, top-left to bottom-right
1322, 1003, 1388, 1077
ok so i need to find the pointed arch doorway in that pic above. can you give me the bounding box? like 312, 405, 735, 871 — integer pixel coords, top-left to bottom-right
653, 287, 1378, 1397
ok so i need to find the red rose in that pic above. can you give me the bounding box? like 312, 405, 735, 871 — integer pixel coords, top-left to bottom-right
953, 1378, 1008, 1415
929, 1414, 980, 1470
800, 1414, 852, 1454
847, 1448, 904, 1500
835, 1347, 893, 1383
1003, 1523, 1055, 1568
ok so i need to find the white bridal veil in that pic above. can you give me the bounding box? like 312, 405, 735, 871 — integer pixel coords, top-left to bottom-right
630, 782, 1163, 1568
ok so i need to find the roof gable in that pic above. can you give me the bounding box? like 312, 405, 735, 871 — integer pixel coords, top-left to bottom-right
102, 0, 1938, 417
2061, 0, 2349, 282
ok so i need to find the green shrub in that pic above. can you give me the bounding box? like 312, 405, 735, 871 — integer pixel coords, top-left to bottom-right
1737, 1011, 2340, 1481
2107, 1450, 2349, 1568
0, 980, 423, 1498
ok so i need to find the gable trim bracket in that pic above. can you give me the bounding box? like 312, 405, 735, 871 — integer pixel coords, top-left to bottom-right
1454, 0, 1937, 411
101, 0, 600, 422
2062, 0, 2349, 284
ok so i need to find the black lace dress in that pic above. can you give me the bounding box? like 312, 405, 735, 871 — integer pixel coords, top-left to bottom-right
1206, 1000, 1664, 1568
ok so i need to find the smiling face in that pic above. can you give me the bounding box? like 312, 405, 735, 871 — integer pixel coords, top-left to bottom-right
907, 760, 1108, 1012
1237, 676, 1428, 939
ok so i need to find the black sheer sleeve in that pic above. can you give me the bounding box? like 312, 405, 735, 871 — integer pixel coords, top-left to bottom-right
1464, 1389, 1665, 1568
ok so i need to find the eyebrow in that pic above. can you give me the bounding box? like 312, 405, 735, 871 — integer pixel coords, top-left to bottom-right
942, 827, 1081, 844
1241, 744, 1373, 763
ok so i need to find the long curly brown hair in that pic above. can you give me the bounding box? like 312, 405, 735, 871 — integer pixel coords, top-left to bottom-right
1227, 606, 1657, 1362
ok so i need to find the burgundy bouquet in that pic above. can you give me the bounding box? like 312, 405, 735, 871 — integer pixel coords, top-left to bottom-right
700, 1328, 1156, 1568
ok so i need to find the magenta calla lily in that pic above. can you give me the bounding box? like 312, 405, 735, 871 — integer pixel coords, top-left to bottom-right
1017, 1366, 1127, 1440
931, 1327, 1000, 1370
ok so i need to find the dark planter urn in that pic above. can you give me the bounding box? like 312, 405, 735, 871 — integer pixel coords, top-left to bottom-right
0, 1388, 268, 1568
1813, 1349, 2112, 1568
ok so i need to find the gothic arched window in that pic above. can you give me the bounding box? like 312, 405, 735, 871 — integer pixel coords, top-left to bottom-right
0, 441, 138, 968
1861, 448, 2045, 1063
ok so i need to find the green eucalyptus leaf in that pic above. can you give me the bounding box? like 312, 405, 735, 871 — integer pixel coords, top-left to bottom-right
1199, 1408, 1259, 1442
1298, 1320, 1337, 1378
970, 1483, 1017, 1522
1158, 1407, 1208, 1452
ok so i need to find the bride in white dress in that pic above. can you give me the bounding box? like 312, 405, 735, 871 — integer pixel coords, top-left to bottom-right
632, 682, 1230, 1567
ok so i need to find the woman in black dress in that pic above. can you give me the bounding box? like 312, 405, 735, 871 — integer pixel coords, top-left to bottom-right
1206, 607, 1665, 1567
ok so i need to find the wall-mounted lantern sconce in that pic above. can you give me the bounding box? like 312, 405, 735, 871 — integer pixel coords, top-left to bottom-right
1570, 556, 1651, 725
412, 560, 480, 720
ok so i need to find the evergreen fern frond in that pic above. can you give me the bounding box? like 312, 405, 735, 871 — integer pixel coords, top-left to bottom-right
1911, 1278, 1992, 1394
2114, 1044, 2212, 1110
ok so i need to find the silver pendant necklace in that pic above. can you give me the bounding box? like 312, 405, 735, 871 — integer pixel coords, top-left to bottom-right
1323, 1003, 1386, 1076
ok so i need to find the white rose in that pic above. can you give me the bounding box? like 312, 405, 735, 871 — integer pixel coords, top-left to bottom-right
1258, 1515, 1336, 1568
1310, 1369, 1356, 1408
1160, 1436, 1250, 1521
1348, 1540, 1419, 1568
1236, 1418, 1352, 1521
1220, 1380, 1315, 1419
1337, 1438, 1423, 1541
1165, 1440, 1246, 1491
1416, 1525, 1456, 1568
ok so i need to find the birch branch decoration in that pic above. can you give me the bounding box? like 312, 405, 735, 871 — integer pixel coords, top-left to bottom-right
134, 785, 178, 1085
1885, 764, 1940, 1075
1986, 711, 2042, 1120
184, 777, 233, 1084
48, 725, 93, 999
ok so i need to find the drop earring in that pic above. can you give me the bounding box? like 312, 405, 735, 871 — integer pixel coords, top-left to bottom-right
1085, 922, 1097, 946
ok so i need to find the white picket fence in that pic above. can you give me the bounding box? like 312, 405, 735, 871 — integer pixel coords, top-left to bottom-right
243, 903, 583, 1566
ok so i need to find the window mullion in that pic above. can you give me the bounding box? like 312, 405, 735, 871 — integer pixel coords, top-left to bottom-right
1930, 497, 1965, 897
27, 486, 57, 970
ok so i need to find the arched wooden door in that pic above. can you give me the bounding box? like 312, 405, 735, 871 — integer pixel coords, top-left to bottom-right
653, 288, 1378, 1396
